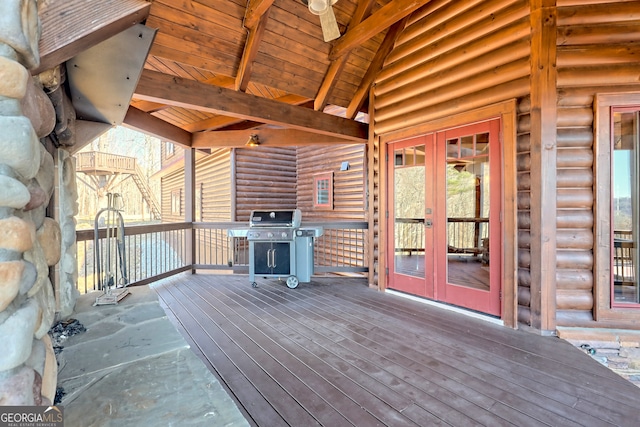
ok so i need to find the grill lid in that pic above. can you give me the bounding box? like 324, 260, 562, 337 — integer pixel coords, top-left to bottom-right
249, 209, 302, 228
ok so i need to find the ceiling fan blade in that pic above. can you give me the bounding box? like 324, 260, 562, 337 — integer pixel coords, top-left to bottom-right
319, 6, 340, 42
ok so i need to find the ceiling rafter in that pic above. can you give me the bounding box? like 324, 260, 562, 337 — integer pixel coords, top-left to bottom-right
243, 0, 275, 30
314, 0, 377, 111
123, 106, 193, 147
346, 16, 409, 119
236, 11, 270, 92
329, 0, 430, 61
134, 69, 368, 141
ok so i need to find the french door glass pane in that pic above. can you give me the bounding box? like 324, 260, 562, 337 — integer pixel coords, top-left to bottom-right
394, 146, 425, 278
446, 134, 490, 291
612, 111, 639, 304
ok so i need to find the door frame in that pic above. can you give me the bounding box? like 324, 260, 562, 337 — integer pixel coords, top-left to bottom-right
378, 100, 518, 328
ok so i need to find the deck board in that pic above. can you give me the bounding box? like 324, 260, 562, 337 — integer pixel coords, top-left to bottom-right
153, 274, 640, 426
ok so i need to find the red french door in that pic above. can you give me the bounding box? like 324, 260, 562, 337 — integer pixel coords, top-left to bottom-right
387, 135, 434, 298
387, 119, 502, 317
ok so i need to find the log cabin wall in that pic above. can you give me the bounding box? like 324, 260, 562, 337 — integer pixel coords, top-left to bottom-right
234, 146, 297, 221
296, 144, 366, 221
373, 0, 531, 135
195, 149, 232, 221
516, 97, 533, 325
297, 144, 367, 269
553, 0, 640, 327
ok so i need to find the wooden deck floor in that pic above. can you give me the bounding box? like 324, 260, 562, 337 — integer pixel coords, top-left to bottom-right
153, 274, 640, 427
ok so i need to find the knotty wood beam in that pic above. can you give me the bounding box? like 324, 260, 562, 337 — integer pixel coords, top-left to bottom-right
346, 17, 408, 119
314, 0, 376, 111
236, 12, 269, 92
329, 0, 430, 61
192, 128, 354, 148
529, 0, 557, 333
36, 0, 151, 75
134, 70, 368, 141
185, 94, 312, 132
123, 106, 193, 148
244, 0, 275, 30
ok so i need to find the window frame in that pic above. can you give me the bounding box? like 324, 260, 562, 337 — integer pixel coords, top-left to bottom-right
171, 188, 182, 216
313, 172, 333, 210
594, 93, 640, 321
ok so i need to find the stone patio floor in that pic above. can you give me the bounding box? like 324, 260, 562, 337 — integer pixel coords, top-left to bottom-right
55, 284, 249, 427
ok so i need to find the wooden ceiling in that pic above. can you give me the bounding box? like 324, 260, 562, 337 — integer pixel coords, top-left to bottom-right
37, 0, 432, 148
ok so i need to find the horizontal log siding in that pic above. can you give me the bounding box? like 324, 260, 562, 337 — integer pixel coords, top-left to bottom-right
297, 145, 367, 270
373, 0, 530, 135
296, 145, 366, 221
554, 1, 640, 326
517, 99, 532, 325
234, 147, 297, 222
195, 149, 232, 221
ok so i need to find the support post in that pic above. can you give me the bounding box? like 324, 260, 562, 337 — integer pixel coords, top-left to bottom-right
529, 0, 557, 333
185, 148, 196, 273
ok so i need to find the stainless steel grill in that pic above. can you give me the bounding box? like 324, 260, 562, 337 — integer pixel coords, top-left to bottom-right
229, 209, 323, 288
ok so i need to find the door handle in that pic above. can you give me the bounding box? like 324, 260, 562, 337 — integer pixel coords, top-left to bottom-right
271, 248, 277, 269
267, 249, 274, 268
425, 218, 433, 228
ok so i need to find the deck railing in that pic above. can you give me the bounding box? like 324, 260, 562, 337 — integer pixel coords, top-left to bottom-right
76, 221, 368, 293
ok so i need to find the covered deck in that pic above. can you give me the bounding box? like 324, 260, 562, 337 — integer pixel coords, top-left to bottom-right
152, 273, 640, 426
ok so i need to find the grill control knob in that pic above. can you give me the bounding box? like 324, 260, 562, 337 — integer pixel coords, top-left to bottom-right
296, 230, 302, 236
281, 231, 288, 239
267, 232, 274, 238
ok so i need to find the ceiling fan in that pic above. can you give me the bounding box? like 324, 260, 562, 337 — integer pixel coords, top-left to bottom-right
301, 0, 341, 42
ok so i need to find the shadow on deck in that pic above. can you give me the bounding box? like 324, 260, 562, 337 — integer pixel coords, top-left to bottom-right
154, 273, 640, 427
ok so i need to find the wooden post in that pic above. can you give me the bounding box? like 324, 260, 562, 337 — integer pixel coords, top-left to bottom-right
185, 148, 196, 273
529, 0, 557, 333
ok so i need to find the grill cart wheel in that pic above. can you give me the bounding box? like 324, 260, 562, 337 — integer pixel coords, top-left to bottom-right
286, 275, 299, 289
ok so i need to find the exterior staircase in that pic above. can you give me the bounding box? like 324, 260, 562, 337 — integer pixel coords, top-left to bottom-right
131, 164, 161, 220
76, 151, 161, 220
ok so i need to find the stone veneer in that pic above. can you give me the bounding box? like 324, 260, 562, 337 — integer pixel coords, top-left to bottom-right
0, 0, 79, 405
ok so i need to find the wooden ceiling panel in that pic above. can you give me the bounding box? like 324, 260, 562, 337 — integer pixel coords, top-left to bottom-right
150, 0, 246, 35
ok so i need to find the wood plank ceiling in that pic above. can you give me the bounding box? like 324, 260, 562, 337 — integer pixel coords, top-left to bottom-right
121, 0, 429, 148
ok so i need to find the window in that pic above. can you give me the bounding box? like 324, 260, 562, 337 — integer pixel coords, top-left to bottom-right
594, 93, 640, 320
314, 172, 333, 209
611, 108, 639, 306
165, 141, 175, 158
171, 189, 181, 215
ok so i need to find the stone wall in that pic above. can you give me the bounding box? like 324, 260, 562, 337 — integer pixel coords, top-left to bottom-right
0, 0, 78, 406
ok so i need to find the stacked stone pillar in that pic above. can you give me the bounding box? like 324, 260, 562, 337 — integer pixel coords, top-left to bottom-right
0, 0, 63, 406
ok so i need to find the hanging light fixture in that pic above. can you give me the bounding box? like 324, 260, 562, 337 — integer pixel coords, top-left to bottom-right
245, 134, 260, 147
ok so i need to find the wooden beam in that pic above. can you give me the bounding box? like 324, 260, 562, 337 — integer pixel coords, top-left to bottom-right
314, 0, 376, 111
236, 12, 269, 92
244, 0, 275, 30
529, 0, 557, 333
185, 95, 312, 132
36, 0, 151, 74
134, 70, 368, 141
314, 59, 349, 111
192, 128, 355, 148
346, 17, 409, 119
123, 106, 193, 148
329, 0, 430, 61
